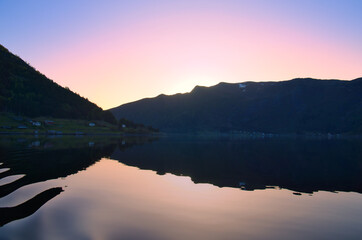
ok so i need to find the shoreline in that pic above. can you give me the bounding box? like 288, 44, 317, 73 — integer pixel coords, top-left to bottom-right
1, 131, 361, 139
0, 131, 162, 137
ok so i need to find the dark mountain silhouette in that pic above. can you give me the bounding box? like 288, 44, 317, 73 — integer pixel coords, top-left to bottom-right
0, 136, 157, 226
0, 140, 116, 198
111, 78, 362, 134
0, 138, 115, 226
111, 137, 362, 194
0, 44, 115, 123
0, 187, 63, 227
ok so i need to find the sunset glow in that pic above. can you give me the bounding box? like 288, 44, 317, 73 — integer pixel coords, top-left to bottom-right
1, 0, 361, 109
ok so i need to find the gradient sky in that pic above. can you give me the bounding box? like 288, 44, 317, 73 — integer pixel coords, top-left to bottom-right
1, 0, 361, 109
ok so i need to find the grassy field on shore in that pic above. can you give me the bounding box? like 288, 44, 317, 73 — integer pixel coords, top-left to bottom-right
0, 113, 155, 135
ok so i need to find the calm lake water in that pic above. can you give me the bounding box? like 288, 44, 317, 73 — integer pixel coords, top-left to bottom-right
0, 135, 361, 240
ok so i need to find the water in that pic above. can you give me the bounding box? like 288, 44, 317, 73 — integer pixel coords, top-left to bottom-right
0, 136, 361, 239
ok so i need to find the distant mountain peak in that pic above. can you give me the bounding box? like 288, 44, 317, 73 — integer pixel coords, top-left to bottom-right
110, 77, 362, 134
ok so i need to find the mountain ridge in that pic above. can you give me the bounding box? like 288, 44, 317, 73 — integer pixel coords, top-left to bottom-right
0, 44, 115, 123
110, 77, 362, 134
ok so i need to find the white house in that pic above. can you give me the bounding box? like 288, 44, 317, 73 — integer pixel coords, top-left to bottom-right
32, 121, 41, 126
239, 83, 247, 88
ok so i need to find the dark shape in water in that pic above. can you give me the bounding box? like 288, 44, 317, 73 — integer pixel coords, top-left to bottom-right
0, 141, 117, 198
0, 137, 123, 226
0, 135, 361, 228
0, 136, 157, 226
111, 137, 362, 194
0, 187, 63, 227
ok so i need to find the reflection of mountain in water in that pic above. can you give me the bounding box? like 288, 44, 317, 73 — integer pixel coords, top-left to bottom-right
0, 142, 116, 198
111, 137, 362, 194
0, 187, 63, 227
0, 136, 361, 226
0, 137, 122, 227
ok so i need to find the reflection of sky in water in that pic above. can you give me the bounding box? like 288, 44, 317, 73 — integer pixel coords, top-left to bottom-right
0, 168, 10, 174
0, 175, 25, 187
1, 158, 361, 240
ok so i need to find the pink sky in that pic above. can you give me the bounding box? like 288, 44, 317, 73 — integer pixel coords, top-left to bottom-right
2, 1, 361, 109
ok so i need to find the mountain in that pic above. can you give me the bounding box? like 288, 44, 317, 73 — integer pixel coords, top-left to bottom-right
110, 78, 362, 134
0, 44, 115, 123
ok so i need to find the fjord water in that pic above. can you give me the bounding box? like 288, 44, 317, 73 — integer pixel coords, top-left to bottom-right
0, 136, 361, 239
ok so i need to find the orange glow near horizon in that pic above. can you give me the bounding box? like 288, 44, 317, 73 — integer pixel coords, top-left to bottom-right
4, 3, 361, 109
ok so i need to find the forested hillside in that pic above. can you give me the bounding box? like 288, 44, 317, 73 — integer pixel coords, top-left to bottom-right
0, 44, 115, 123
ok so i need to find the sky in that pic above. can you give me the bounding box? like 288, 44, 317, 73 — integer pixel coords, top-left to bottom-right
0, 0, 361, 109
